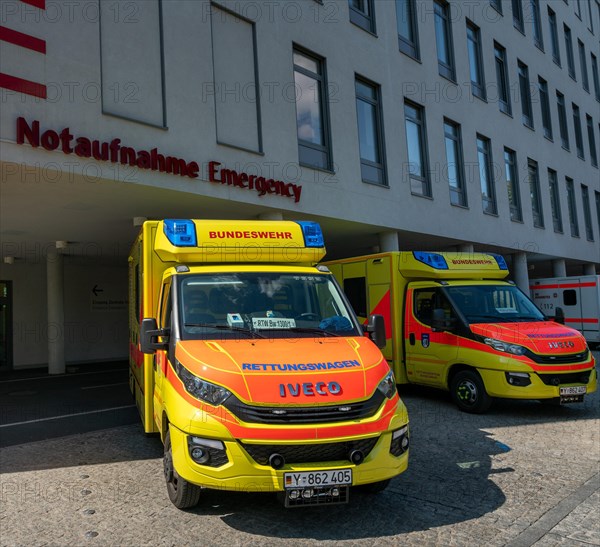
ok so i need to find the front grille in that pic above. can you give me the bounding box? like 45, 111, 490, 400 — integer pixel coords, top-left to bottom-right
223, 390, 385, 425
239, 437, 379, 465
537, 370, 592, 386
525, 349, 589, 365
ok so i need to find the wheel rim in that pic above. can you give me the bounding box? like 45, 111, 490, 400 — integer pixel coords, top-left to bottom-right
456, 379, 478, 407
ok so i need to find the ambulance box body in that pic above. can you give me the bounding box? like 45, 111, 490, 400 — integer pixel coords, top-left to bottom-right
530, 275, 600, 347
326, 252, 596, 413
129, 220, 409, 509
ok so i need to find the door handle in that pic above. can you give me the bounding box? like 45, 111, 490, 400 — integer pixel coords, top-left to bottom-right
409, 333, 415, 346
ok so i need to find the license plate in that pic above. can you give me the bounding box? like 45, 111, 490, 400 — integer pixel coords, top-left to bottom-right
284, 469, 352, 489
560, 386, 587, 396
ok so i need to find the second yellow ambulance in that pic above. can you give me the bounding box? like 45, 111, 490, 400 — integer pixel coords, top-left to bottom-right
327, 251, 597, 413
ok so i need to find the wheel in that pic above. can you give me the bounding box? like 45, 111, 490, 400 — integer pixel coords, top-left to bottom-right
163, 429, 202, 509
295, 312, 320, 321
356, 479, 391, 494
450, 370, 493, 414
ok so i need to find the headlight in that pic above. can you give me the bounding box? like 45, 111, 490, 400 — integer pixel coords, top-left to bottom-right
377, 369, 397, 399
484, 337, 527, 356
174, 360, 231, 405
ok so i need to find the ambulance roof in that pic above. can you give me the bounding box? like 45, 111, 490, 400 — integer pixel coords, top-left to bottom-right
397, 251, 509, 280
152, 219, 326, 265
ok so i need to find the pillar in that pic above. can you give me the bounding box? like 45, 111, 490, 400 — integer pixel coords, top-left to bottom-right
512, 252, 530, 294
457, 244, 474, 254
583, 263, 597, 275
379, 231, 399, 252
47, 249, 65, 375
552, 259, 567, 277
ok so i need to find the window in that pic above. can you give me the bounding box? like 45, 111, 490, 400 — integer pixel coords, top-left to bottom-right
349, 0, 376, 33
477, 135, 497, 215
530, 0, 543, 48
444, 119, 467, 207
434, 0, 455, 81
575, 0, 582, 19
355, 77, 387, 185
504, 148, 522, 222
557, 91, 570, 149
582, 185, 594, 240
293, 48, 332, 170
596, 192, 600, 238
528, 159, 544, 228
466, 21, 486, 100
396, 0, 419, 59
513, 0, 524, 32
566, 177, 579, 236
587, 115, 598, 167
548, 168, 563, 232
592, 54, 600, 101
343, 277, 367, 317
538, 77, 552, 139
563, 289, 577, 306
564, 25, 576, 79
572, 103, 585, 159
548, 8, 561, 65
578, 40, 590, 92
494, 43, 512, 115
490, 0, 503, 14
404, 100, 430, 197
518, 61, 534, 128
587, 0, 594, 33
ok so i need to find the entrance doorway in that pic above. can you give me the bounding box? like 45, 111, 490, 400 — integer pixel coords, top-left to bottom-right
0, 281, 13, 370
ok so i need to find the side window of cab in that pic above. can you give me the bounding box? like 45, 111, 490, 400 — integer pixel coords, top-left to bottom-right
414, 288, 454, 326
159, 279, 172, 330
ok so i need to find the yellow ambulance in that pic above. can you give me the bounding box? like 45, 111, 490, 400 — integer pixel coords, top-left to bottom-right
326, 251, 597, 413
128, 219, 409, 509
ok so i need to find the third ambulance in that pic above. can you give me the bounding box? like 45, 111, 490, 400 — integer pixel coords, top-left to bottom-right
326, 251, 597, 413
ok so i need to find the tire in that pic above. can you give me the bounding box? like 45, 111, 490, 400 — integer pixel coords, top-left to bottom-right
450, 369, 493, 414
163, 429, 202, 509
357, 479, 391, 494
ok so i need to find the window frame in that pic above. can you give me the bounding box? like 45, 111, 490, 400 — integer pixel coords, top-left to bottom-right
404, 99, 431, 198
349, 0, 376, 34
591, 53, 600, 101
566, 177, 580, 237
578, 40, 590, 92
466, 20, 486, 101
548, 168, 563, 233
292, 46, 333, 172
494, 43, 512, 115
518, 60, 534, 128
444, 118, 468, 207
530, 0, 544, 49
477, 134, 497, 215
355, 75, 388, 186
557, 91, 570, 150
587, 114, 598, 167
548, 7, 561, 66
564, 24, 577, 80
512, 0, 524, 32
434, 0, 456, 82
538, 77, 553, 140
581, 184, 595, 241
396, 0, 420, 59
528, 158, 544, 228
504, 147, 523, 222
572, 103, 585, 159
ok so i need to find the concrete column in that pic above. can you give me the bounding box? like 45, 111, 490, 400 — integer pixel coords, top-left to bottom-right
258, 211, 283, 220
552, 259, 567, 277
47, 249, 65, 375
512, 252, 530, 294
583, 263, 597, 275
457, 244, 474, 253
379, 231, 399, 252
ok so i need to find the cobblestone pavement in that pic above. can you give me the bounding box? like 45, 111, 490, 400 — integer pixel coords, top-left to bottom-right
1, 363, 598, 546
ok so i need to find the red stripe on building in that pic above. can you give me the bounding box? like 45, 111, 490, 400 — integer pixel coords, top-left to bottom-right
0, 73, 46, 99
0, 26, 46, 54
20, 0, 46, 9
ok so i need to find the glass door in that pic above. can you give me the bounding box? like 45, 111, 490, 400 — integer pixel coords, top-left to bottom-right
0, 281, 13, 370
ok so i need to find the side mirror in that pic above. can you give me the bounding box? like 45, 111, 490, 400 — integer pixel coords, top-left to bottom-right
366, 314, 386, 349
554, 307, 565, 325
432, 308, 456, 332
140, 318, 169, 354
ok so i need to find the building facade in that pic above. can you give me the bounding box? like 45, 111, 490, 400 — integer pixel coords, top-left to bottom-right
0, 0, 599, 370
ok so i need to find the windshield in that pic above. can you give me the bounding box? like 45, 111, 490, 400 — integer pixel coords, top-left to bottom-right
445, 285, 545, 323
178, 272, 360, 340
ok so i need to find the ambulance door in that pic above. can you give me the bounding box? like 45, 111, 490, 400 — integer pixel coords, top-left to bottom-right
153, 276, 173, 431
560, 278, 584, 333
366, 257, 393, 361
405, 284, 458, 387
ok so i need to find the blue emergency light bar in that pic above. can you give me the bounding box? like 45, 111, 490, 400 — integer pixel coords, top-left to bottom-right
296, 221, 325, 248
413, 251, 449, 269
163, 219, 197, 247
490, 253, 508, 270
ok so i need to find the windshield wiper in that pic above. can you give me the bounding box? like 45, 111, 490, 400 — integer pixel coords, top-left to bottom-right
184, 323, 266, 338
262, 326, 342, 337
